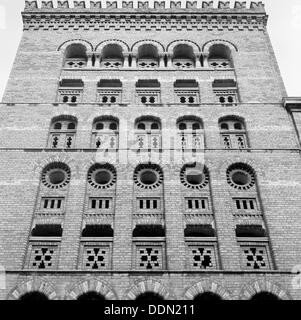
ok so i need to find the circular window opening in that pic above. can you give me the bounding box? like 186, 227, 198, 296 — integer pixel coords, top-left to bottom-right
140, 170, 158, 185
134, 164, 163, 189
94, 170, 112, 185
185, 169, 204, 185
231, 171, 250, 186
49, 170, 66, 185
88, 164, 117, 189
180, 164, 209, 190
226, 164, 255, 190
42, 163, 71, 189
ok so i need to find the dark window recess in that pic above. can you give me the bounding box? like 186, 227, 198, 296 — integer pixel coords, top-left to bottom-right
77, 292, 106, 301
82, 225, 113, 237
212, 79, 236, 88
251, 292, 280, 301
59, 79, 84, 87
133, 225, 165, 237
174, 80, 198, 88
98, 79, 122, 87
187, 199, 207, 210
184, 224, 215, 237
194, 293, 222, 301
19, 292, 49, 301
31, 224, 63, 237
90, 199, 111, 209
136, 79, 160, 88
236, 225, 266, 237
136, 292, 164, 301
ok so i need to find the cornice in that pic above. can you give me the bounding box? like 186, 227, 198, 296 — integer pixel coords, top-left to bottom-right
22, 1, 267, 31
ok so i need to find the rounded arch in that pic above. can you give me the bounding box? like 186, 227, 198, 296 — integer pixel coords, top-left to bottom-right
240, 280, 291, 300
124, 279, 175, 300
202, 39, 238, 55
135, 115, 162, 126
177, 115, 204, 127
184, 281, 232, 300
95, 39, 130, 54
51, 114, 78, 125
8, 278, 58, 300
218, 115, 246, 131
93, 115, 119, 124
218, 114, 245, 124
57, 39, 93, 52
167, 40, 201, 56
131, 40, 165, 56
65, 278, 118, 300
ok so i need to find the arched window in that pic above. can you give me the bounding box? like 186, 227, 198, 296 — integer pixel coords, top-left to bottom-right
177, 117, 204, 150
251, 292, 280, 301
135, 117, 162, 150
77, 292, 106, 301
219, 117, 247, 149
48, 116, 77, 149
137, 44, 159, 69
100, 44, 124, 68
208, 44, 232, 69
64, 43, 87, 68
136, 292, 164, 301
92, 117, 119, 149
194, 292, 222, 301
19, 292, 49, 301
172, 44, 195, 68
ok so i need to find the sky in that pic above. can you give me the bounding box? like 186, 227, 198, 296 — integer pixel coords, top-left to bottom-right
0, 0, 300, 100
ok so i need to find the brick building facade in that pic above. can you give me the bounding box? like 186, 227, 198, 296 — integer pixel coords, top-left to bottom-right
0, 0, 300, 300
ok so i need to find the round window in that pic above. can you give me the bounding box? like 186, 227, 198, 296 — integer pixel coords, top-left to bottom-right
180, 164, 209, 190
88, 164, 116, 189
227, 164, 255, 190
140, 170, 158, 185
42, 163, 71, 189
134, 164, 163, 189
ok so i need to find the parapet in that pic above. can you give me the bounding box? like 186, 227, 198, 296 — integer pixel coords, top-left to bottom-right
24, 1, 266, 12
22, 1, 267, 31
